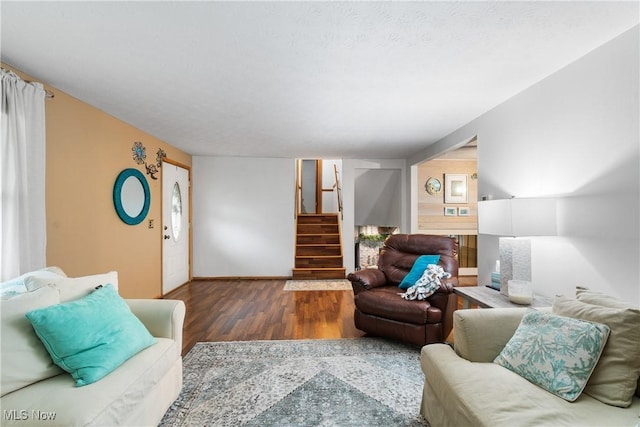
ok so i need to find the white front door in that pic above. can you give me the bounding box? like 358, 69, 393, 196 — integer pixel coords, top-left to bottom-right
162, 161, 190, 295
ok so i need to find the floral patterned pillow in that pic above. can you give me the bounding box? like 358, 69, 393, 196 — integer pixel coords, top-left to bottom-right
494, 309, 610, 402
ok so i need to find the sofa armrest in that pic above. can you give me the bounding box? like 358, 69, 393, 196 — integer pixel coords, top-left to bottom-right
347, 269, 387, 294
453, 308, 528, 362
126, 299, 185, 348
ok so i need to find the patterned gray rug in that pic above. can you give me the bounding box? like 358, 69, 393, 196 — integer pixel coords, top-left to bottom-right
159, 338, 429, 426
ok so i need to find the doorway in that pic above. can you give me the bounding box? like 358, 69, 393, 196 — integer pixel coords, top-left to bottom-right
295, 159, 343, 216
300, 159, 322, 214
414, 137, 478, 277
162, 160, 190, 295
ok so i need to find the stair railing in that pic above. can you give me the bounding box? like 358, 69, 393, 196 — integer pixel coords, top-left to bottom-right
333, 164, 343, 220
294, 159, 302, 219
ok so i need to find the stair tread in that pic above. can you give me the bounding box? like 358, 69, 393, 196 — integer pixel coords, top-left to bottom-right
296, 243, 341, 246
292, 266, 346, 280
297, 249, 342, 254
294, 212, 343, 279
296, 255, 342, 258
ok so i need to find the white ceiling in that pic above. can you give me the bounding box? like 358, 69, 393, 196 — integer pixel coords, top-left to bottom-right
1, 1, 638, 159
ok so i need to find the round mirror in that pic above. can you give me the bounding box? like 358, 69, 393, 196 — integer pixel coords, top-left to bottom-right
171, 182, 182, 240
113, 168, 150, 225
121, 176, 145, 217
425, 177, 442, 196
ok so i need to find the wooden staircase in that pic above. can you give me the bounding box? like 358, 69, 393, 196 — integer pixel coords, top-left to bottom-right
292, 213, 346, 280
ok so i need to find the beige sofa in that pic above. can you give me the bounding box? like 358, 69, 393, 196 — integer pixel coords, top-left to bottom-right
0, 269, 185, 426
421, 307, 640, 427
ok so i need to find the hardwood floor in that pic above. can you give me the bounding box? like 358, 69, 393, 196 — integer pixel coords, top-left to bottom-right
163, 279, 365, 355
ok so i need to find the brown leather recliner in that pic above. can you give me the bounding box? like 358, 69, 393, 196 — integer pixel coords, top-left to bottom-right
347, 234, 459, 346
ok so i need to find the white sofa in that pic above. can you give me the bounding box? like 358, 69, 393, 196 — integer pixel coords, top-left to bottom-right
0, 269, 185, 426
421, 307, 640, 427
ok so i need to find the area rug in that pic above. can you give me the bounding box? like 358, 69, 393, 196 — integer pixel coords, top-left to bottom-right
159, 338, 429, 426
283, 279, 352, 291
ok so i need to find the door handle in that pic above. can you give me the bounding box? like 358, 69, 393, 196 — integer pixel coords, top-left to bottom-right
164, 235, 170, 240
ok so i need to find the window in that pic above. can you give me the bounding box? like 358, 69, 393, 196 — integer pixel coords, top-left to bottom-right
171, 182, 182, 241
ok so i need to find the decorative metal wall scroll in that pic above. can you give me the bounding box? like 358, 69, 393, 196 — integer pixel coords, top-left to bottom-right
131, 141, 167, 180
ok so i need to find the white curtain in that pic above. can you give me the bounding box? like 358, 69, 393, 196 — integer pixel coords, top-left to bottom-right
1, 69, 47, 280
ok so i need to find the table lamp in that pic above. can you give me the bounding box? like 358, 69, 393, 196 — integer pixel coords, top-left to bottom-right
478, 197, 557, 299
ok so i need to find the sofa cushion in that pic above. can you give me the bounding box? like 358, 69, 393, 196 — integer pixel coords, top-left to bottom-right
575, 288, 637, 311
0, 338, 180, 426
398, 255, 440, 289
0, 268, 65, 300
25, 285, 156, 386
25, 270, 118, 302
40, 266, 67, 277
454, 308, 530, 363
574, 289, 640, 400
494, 309, 609, 402
553, 295, 640, 407
0, 279, 27, 300
1, 286, 63, 396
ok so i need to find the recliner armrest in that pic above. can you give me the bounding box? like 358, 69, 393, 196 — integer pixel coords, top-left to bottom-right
453, 308, 528, 362
435, 277, 458, 294
126, 299, 185, 349
347, 268, 388, 293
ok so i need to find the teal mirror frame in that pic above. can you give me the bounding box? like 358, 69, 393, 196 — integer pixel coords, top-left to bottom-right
113, 168, 150, 225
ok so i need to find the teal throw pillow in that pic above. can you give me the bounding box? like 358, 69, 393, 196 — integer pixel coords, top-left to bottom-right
494, 309, 610, 402
25, 284, 156, 387
398, 255, 440, 290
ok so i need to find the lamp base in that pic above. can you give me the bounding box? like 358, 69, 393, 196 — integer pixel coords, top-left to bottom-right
499, 238, 532, 297
507, 280, 533, 305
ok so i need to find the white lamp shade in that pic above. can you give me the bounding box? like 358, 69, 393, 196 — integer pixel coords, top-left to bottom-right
478, 198, 557, 237
478, 199, 512, 235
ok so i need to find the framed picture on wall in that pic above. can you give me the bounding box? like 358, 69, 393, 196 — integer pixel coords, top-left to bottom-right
444, 207, 457, 216
458, 207, 470, 216
444, 174, 468, 203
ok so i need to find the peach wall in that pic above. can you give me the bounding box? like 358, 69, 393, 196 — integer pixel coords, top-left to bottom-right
3, 63, 192, 298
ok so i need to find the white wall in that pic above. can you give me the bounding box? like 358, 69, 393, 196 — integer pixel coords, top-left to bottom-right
192, 156, 295, 277
354, 169, 401, 226
300, 159, 316, 213
192, 156, 405, 278
342, 159, 408, 273
321, 159, 341, 214
409, 26, 639, 304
